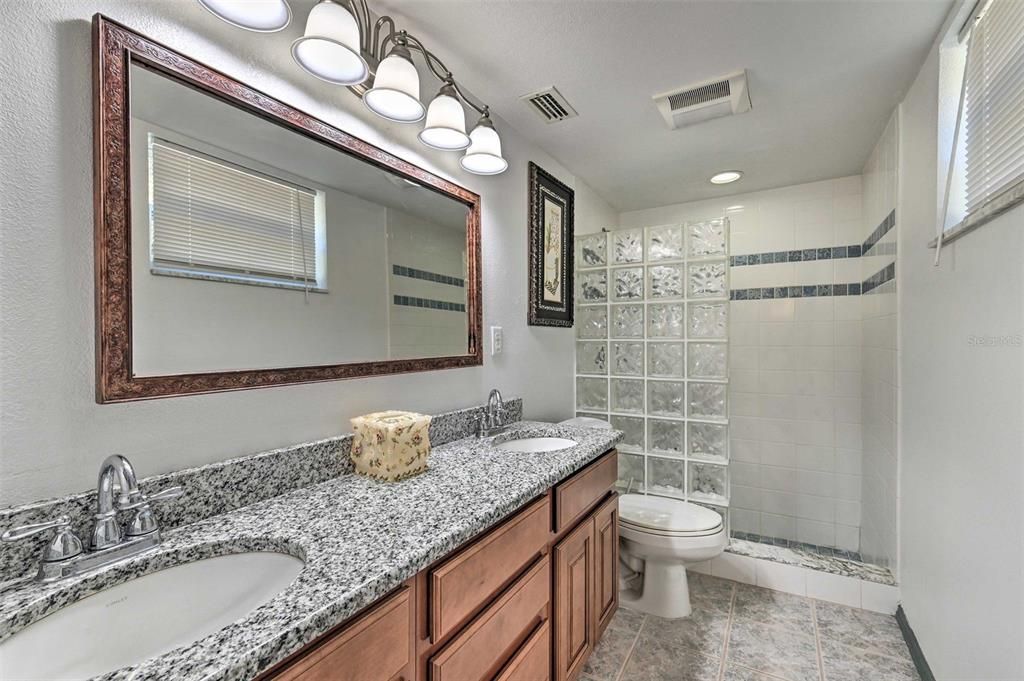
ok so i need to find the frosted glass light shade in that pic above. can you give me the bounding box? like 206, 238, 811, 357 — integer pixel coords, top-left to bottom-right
198, 0, 291, 32
291, 0, 368, 86
364, 51, 424, 122
418, 91, 469, 150
460, 120, 507, 175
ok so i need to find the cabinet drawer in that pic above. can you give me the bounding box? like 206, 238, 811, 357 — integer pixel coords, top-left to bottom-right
495, 620, 551, 681
429, 555, 550, 681
429, 497, 549, 642
270, 587, 413, 681
554, 451, 617, 533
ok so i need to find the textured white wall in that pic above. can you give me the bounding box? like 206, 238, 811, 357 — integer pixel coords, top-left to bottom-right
0, 0, 616, 506
897, 34, 1024, 680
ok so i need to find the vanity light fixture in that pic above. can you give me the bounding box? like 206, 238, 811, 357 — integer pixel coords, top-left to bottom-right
199, 0, 507, 174
364, 37, 425, 122
460, 111, 508, 175
419, 80, 471, 150
709, 170, 743, 185
291, 0, 369, 86
197, 0, 292, 32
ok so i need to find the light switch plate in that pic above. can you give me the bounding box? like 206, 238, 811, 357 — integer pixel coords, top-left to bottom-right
490, 326, 503, 355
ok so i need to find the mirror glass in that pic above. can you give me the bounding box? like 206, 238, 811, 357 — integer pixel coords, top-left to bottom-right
128, 62, 471, 376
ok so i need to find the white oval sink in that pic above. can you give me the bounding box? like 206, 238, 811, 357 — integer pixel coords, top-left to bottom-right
494, 437, 578, 453
0, 551, 303, 680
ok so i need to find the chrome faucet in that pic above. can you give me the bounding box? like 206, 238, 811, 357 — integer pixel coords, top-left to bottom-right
2, 455, 183, 582
477, 388, 509, 437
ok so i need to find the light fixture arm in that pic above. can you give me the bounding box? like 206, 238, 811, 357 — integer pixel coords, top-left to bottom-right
372, 22, 489, 116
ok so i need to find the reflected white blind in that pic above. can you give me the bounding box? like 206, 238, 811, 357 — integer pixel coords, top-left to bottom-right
150, 138, 317, 284
963, 0, 1024, 214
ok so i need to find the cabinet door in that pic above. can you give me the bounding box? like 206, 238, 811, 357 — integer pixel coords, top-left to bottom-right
553, 518, 594, 681
592, 494, 619, 639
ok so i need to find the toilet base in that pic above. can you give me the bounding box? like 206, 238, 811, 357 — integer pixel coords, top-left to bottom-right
618, 559, 692, 619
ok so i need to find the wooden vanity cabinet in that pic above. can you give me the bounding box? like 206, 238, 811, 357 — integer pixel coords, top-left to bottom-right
261, 450, 618, 681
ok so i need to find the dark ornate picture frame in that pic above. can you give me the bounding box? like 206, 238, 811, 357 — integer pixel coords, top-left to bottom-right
93, 15, 483, 402
527, 162, 574, 327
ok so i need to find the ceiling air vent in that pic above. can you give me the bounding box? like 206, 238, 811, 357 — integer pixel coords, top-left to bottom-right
520, 86, 578, 124
653, 70, 751, 130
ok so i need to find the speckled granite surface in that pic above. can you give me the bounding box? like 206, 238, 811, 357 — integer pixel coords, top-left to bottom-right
727, 538, 896, 585
0, 399, 522, 583
0, 419, 619, 681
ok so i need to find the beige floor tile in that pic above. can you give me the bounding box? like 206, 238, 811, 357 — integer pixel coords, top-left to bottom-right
726, 618, 822, 681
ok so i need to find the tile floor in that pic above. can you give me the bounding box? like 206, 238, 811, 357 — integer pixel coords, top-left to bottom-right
582, 573, 918, 681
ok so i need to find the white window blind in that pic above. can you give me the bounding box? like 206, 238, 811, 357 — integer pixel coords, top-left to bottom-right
962, 0, 1024, 216
149, 138, 318, 286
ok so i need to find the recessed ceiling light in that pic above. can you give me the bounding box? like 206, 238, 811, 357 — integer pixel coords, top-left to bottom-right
710, 171, 743, 185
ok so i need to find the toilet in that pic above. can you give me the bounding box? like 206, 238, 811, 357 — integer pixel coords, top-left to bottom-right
618, 493, 728, 619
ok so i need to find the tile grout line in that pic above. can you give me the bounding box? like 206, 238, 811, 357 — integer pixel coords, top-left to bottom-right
716, 582, 738, 681
612, 613, 647, 681
811, 599, 827, 681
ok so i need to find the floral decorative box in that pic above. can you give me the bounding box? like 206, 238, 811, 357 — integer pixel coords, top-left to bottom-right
350, 411, 432, 481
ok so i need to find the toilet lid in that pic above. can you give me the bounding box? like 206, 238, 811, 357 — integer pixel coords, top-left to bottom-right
619, 494, 723, 534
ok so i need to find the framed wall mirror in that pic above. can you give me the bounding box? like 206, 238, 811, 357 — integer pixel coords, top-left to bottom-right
93, 16, 482, 403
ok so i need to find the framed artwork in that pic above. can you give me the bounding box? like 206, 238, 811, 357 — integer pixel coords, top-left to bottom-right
528, 162, 575, 326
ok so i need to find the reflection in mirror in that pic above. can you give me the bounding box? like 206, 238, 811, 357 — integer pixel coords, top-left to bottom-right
128, 62, 470, 376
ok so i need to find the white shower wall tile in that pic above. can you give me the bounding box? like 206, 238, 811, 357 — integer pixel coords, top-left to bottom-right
618, 175, 865, 554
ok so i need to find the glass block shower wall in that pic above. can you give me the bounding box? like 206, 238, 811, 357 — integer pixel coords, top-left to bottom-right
574, 221, 730, 526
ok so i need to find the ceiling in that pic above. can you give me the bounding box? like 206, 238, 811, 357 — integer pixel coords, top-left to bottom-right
375, 0, 953, 211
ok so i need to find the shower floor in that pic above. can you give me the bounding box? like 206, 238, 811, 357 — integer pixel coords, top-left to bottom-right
731, 531, 864, 563
726, 537, 895, 586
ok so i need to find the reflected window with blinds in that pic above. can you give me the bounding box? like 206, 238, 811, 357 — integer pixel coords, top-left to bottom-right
938, 0, 1024, 246
148, 137, 324, 290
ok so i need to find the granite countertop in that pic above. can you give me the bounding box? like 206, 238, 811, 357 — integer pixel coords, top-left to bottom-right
0, 421, 621, 681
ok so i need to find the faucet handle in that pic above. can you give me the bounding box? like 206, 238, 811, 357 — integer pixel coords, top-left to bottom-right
2, 515, 84, 562
124, 486, 183, 538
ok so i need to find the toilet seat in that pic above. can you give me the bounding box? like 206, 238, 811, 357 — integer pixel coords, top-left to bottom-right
619, 494, 723, 537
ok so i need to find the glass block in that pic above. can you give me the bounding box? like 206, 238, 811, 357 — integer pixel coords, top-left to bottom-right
648, 303, 685, 338
648, 264, 684, 299
688, 342, 727, 379
688, 461, 728, 504
647, 342, 684, 378
611, 228, 643, 264
688, 382, 728, 420
617, 452, 646, 493
611, 267, 644, 301
576, 270, 607, 303
689, 422, 729, 462
648, 456, 686, 499
688, 302, 727, 339
688, 261, 727, 299
576, 377, 607, 411
688, 218, 727, 258
611, 378, 644, 413
576, 342, 607, 375
648, 419, 685, 457
647, 224, 684, 261
575, 233, 606, 268
610, 415, 645, 452
648, 380, 686, 418
610, 304, 644, 338
577, 306, 608, 339
610, 342, 644, 376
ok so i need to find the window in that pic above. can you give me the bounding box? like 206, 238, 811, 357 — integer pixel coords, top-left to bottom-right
939, 0, 1024, 244
149, 137, 322, 289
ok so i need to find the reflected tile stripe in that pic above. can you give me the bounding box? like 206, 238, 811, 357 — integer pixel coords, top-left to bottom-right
862, 209, 896, 256
861, 262, 896, 295
392, 264, 465, 288
393, 295, 466, 312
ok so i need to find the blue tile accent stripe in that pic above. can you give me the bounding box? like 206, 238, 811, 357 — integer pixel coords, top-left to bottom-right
730, 284, 861, 300
862, 262, 896, 294
862, 209, 896, 255
393, 295, 466, 312
730, 245, 862, 267
392, 264, 465, 288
